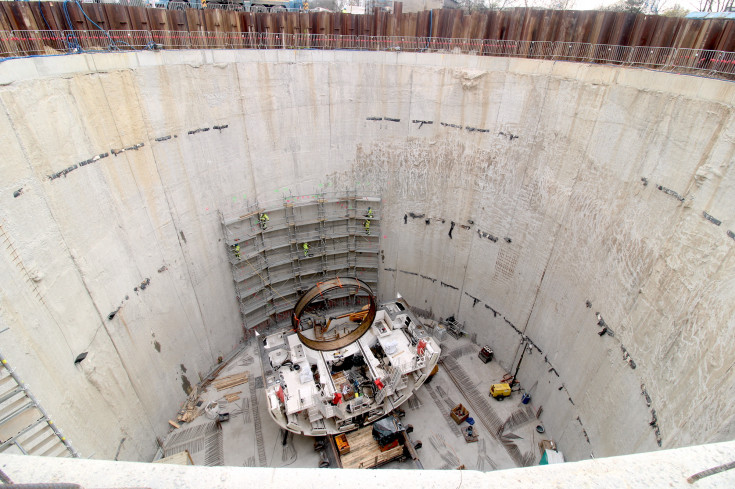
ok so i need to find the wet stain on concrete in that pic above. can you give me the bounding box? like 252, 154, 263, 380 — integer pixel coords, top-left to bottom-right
154, 340, 161, 353
180, 363, 187, 373
181, 374, 192, 395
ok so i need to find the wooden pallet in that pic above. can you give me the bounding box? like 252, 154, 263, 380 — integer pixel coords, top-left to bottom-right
340, 426, 405, 469
462, 427, 478, 443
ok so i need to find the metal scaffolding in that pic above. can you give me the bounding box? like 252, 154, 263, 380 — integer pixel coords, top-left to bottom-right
221, 191, 381, 332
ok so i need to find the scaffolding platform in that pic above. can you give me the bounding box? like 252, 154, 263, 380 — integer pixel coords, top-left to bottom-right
221, 191, 381, 330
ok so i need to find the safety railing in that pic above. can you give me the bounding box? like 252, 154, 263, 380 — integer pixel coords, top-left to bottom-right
14, 0, 306, 13
0, 30, 152, 56
71, 30, 154, 51
3, 30, 735, 80
75, 0, 152, 6
165, 1, 304, 12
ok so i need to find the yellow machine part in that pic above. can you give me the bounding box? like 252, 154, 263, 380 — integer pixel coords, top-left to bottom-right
348, 310, 369, 322
348, 304, 371, 322
490, 383, 511, 398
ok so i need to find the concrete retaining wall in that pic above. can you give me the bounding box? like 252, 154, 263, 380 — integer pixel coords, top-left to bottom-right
0, 49, 733, 461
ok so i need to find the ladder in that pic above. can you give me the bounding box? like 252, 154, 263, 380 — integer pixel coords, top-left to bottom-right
317, 196, 327, 271
284, 202, 303, 291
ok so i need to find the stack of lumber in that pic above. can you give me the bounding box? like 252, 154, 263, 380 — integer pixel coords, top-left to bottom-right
177, 386, 202, 423
223, 392, 241, 403
212, 372, 249, 391
200, 362, 228, 391
340, 426, 405, 469
154, 450, 195, 465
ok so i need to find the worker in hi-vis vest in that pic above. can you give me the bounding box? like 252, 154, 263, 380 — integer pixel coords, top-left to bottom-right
364, 220, 371, 235
232, 244, 240, 259
259, 213, 269, 230
303, 242, 309, 257
366, 207, 373, 219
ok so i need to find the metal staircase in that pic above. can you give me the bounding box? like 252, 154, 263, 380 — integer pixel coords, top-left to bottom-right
0, 222, 79, 458
0, 350, 78, 458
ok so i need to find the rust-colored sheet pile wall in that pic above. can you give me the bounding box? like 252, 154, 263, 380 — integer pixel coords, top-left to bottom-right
1, 3, 734, 52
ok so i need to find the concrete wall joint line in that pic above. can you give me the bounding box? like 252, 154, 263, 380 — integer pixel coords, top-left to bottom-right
125, 62, 219, 365
80, 65, 205, 441
2, 84, 161, 458
502, 74, 555, 372
147, 134, 218, 366
0, 99, 76, 360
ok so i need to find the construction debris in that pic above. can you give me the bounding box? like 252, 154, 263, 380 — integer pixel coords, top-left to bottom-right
215, 392, 242, 404
177, 386, 202, 424
212, 372, 249, 391
462, 425, 478, 443
204, 401, 221, 420
153, 450, 194, 465
539, 439, 557, 455
178, 408, 202, 424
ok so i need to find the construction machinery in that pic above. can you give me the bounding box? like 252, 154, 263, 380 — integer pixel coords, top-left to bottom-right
243, 0, 304, 12
258, 278, 441, 436
490, 383, 511, 401
314, 412, 422, 469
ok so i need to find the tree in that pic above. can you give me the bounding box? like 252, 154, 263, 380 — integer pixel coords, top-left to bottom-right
600, 0, 658, 13
458, 0, 489, 12
660, 3, 689, 15
541, 0, 576, 9
698, 0, 735, 11
458, 0, 518, 12
490, 0, 518, 8
623, 0, 646, 13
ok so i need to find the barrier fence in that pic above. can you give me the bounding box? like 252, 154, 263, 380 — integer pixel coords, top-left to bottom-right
2, 30, 735, 79
2, 0, 302, 12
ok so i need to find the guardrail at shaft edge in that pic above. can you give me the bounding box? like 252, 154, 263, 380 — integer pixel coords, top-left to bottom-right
1, 31, 734, 79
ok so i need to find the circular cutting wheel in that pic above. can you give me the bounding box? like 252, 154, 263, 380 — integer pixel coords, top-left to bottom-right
291, 277, 377, 351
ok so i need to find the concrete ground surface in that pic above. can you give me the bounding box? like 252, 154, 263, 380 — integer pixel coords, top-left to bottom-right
162, 333, 546, 471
